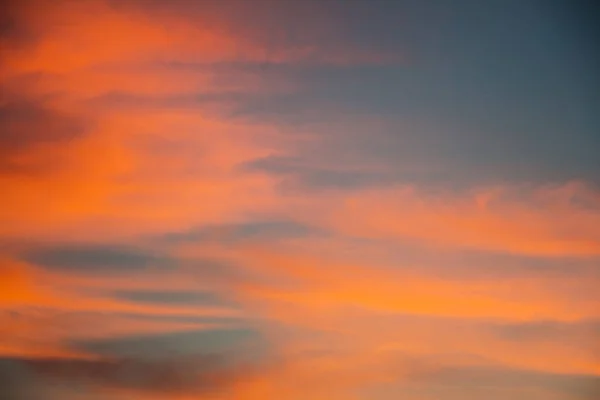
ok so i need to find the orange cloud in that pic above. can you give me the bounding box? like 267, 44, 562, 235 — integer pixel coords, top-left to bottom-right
0, 1, 598, 399
1, 1, 290, 242
1, 269, 240, 321
324, 182, 600, 256
218, 245, 599, 322
2, 0, 253, 76
0, 257, 243, 374
1, 0, 393, 81
0, 0, 396, 245
0, 255, 241, 337
168, 243, 600, 380
0, 99, 282, 242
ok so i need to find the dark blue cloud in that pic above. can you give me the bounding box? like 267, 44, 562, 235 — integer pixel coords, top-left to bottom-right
160, 219, 323, 244
114, 289, 233, 307
233, 57, 600, 185
0, 353, 260, 398
74, 328, 266, 361
231, 0, 600, 187
242, 154, 396, 191
22, 244, 172, 273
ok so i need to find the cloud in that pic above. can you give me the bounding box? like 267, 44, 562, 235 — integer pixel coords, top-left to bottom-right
0, 358, 33, 400
21, 243, 171, 273
1, 0, 382, 242
73, 327, 264, 361
0, 255, 248, 367
159, 220, 322, 245
0, 309, 222, 361
112, 290, 228, 306
323, 182, 600, 256
241, 154, 396, 191
0, 100, 86, 175
0, 254, 242, 321
0, 353, 264, 399
492, 319, 600, 346
0, 1, 598, 399
1, 0, 395, 80
409, 363, 600, 400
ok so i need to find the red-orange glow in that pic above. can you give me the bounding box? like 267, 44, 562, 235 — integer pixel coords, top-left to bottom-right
1, 1, 598, 399
327, 184, 600, 256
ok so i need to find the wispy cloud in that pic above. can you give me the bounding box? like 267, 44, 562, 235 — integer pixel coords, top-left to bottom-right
0, 0, 598, 399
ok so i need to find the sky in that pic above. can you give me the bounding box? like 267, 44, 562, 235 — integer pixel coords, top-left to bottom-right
0, 0, 599, 399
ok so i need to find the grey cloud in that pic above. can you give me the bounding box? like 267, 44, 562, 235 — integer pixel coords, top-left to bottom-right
241, 154, 395, 191
0, 100, 87, 175
160, 219, 322, 244
378, 354, 600, 400
83, 90, 245, 113
241, 155, 304, 175
22, 243, 172, 273
490, 319, 600, 349
0, 353, 258, 399
74, 327, 264, 361
114, 289, 233, 307
414, 364, 600, 400
0, 359, 31, 400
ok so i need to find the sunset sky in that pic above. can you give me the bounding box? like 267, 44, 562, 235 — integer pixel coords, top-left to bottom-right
1, 0, 599, 399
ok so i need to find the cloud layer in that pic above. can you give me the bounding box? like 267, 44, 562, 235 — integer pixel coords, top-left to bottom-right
0, 0, 598, 399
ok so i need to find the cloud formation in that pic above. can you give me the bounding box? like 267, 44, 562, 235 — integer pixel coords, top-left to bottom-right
0, 0, 598, 399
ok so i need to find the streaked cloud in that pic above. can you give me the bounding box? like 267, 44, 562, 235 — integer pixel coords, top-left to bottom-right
0, 0, 598, 399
